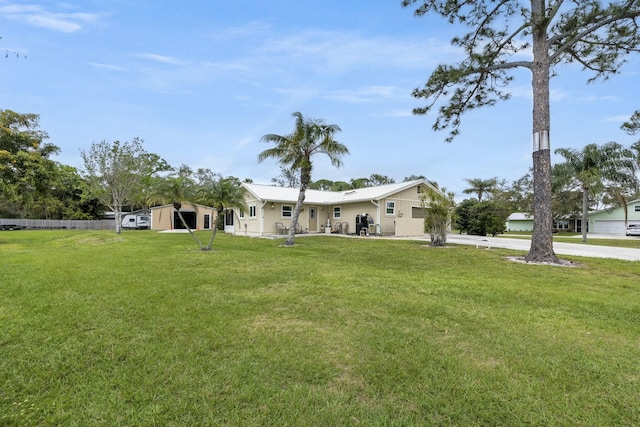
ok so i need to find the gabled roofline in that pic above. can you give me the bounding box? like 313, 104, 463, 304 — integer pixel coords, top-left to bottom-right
586, 199, 640, 216
242, 179, 444, 205
150, 202, 215, 210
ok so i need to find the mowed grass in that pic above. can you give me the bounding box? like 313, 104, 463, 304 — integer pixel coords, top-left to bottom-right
502, 231, 640, 249
1, 231, 640, 426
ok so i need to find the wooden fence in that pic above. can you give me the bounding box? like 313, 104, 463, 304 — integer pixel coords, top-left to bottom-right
0, 218, 115, 230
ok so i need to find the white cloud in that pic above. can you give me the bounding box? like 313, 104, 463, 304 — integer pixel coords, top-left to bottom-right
324, 86, 404, 104
135, 53, 183, 65
604, 114, 632, 123
209, 21, 272, 43
257, 29, 456, 74
0, 3, 100, 33
88, 62, 127, 72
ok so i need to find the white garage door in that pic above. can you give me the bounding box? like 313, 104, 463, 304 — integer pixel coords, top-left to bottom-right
593, 220, 625, 234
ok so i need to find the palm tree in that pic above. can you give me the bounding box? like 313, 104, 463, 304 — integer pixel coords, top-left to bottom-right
154, 172, 205, 249
258, 112, 349, 246
198, 176, 247, 251
462, 177, 498, 202
555, 142, 638, 242
422, 186, 455, 246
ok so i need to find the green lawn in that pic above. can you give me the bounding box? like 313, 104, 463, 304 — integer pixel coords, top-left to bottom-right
502, 231, 640, 249
433, 230, 640, 249
2, 230, 640, 426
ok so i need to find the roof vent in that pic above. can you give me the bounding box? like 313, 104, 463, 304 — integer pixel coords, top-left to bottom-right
344, 190, 356, 195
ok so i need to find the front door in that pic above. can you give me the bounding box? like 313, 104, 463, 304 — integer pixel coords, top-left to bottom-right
224, 210, 235, 233
309, 207, 318, 232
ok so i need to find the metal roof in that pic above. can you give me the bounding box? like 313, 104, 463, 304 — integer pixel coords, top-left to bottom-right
508, 213, 533, 221
242, 179, 441, 205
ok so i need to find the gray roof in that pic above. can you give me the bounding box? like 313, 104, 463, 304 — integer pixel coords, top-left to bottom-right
508, 212, 533, 221
242, 179, 441, 205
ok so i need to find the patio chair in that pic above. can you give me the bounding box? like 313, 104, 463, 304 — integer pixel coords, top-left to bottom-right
340, 222, 348, 234
275, 222, 288, 235
331, 222, 342, 233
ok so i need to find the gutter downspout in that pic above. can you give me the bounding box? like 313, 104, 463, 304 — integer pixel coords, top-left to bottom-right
260, 200, 268, 236
370, 200, 381, 235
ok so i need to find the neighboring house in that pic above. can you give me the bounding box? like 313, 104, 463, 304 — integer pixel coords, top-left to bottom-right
508, 200, 640, 235
506, 213, 534, 232
588, 199, 640, 234
234, 179, 444, 237
150, 203, 216, 231
506, 213, 581, 233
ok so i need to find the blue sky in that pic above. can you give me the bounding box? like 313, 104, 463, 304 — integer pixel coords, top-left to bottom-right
2, 0, 639, 199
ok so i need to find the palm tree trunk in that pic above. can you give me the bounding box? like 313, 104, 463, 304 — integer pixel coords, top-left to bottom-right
176, 209, 205, 250
581, 187, 588, 242
204, 210, 224, 250
285, 167, 311, 246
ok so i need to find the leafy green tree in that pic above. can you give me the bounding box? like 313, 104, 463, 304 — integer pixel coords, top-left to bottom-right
476, 201, 509, 237
422, 187, 455, 246
508, 172, 534, 214
454, 198, 479, 234
455, 198, 509, 236
259, 112, 349, 247
622, 111, 640, 202
81, 138, 154, 234
331, 181, 351, 191
349, 174, 396, 189
39, 164, 102, 220
402, 0, 640, 263
462, 177, 498, 202
368, 174, 395, 186
309, 179, 335, 191
271, 165, 300, 188
555, 142, 638, 241
349, 177, 370, 189
403, 174, 426, 182
0, 110, 62, 218
130, 152, 172, 213
550, 163, 583, 227
621, 110, 640, 136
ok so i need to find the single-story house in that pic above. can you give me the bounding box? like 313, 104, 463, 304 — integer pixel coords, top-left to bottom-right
232, 179, 444, 237
588, 199, 640, 234
507, 200, 640, 235
150, 203, 217, 231
506, 213, 534, 232
506, 213, 583, 233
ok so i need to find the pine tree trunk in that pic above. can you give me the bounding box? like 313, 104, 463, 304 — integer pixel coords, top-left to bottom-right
526, 0, 559, 263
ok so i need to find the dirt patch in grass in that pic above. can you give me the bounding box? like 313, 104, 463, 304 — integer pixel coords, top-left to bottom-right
506, 256, 581, 267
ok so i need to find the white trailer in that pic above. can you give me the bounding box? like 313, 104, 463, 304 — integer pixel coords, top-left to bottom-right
121, 214, 150, 230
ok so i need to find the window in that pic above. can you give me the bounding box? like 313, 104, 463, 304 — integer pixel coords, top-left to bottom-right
238, 210, 245, 219
282, 205, 293, 217
204, 214, 211, 229
249, 205, 256, 218
386, 201, 395, 216
411, 206, 425, 219
635, 205, 640, 212
553, 220, 569, 230
333, 207, 341, 219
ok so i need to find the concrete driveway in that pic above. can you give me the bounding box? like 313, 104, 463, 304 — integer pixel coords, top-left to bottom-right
444, 234, 640, 261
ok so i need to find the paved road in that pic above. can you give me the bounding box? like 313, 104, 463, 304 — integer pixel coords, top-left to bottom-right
444, 234, 640, 261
